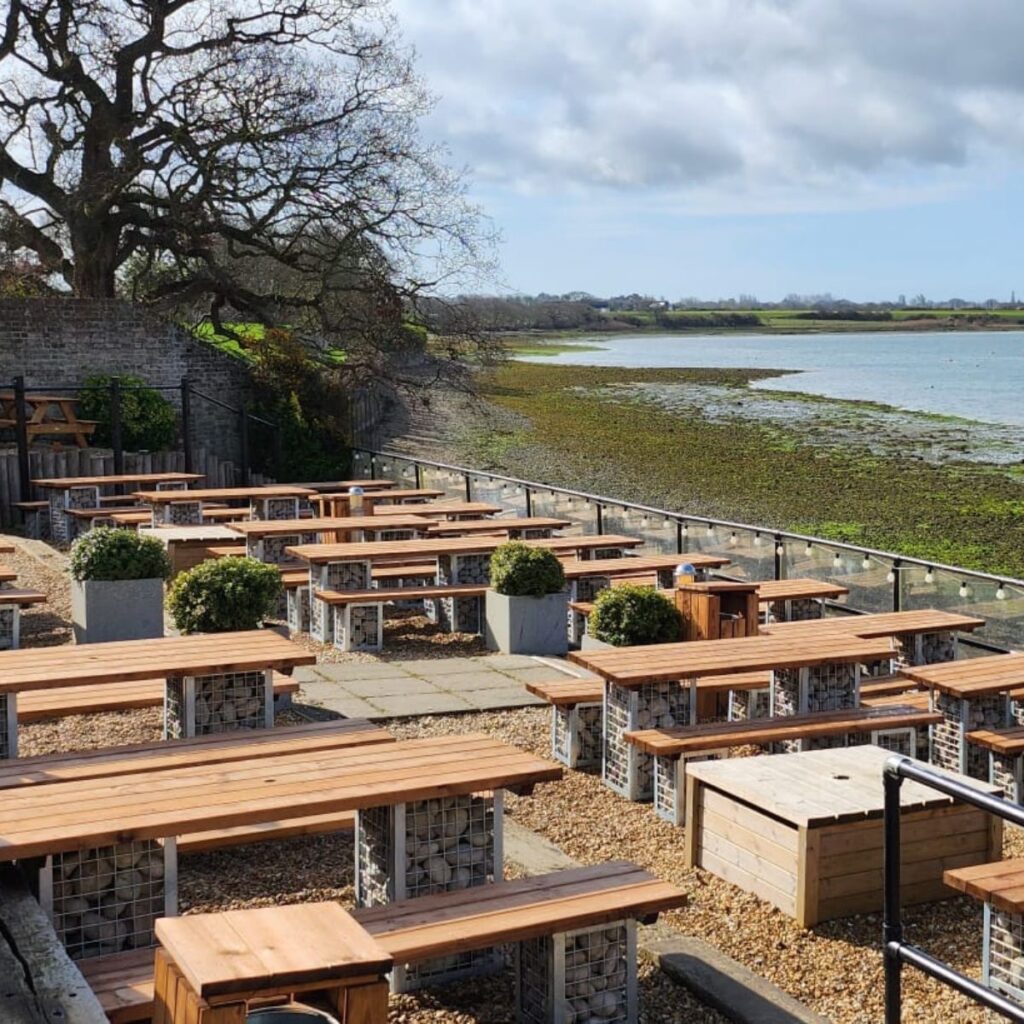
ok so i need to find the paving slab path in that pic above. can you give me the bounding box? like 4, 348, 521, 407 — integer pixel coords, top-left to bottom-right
294, 654, 596, 719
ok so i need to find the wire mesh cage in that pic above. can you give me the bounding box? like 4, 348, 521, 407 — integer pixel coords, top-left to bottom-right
164, 671, 273, 738
990, 752, 1022, 802
986, 905, 1024, 1004
0, 606, 19, 651
894, 630, 957, 667
930, 692, 1006, 779
653, 751, 727, 826
551, 704, 602, 770
515, 920, 636, 1024
40, 838, 176, 961
728, 686, 772, 722
332, 604, 383, 652
287, 585, 310, 633
0, 692, 15, 758
309, 561, 371, 643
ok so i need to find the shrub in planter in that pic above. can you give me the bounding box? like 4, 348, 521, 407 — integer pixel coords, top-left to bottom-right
588, 585, 681, 647
168, 557, 283, 634
78, 373, 177, 451
490, 542, 566, 596
70, 527, 171, 643
486, 542, 568, 655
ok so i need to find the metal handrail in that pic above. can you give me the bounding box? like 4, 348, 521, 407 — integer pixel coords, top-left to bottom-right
354, 447, 1024, 590
883, 756, 1024, 1022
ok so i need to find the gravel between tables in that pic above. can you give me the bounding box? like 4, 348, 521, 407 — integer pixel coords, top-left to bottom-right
6, 534, 1014, 1023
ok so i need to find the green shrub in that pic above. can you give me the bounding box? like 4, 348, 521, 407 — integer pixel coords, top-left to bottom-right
78, 374, 177, 451
588, 585, 681, 646
167, 557, 283, 633
490, 542, 566, 597
69, 527, 171, 582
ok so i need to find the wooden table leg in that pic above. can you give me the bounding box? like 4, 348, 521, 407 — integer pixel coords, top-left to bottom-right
330, 976, 389, 1024
154, 948, 247, 1024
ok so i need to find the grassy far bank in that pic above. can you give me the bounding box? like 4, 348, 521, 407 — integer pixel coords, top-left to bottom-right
470, 361, 1024, 577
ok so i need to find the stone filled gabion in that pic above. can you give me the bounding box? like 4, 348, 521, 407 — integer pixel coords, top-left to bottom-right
931, 691, 1006, 779
991, 753, 1021, 802
333, 604, 381, 651
575, 576, 611, 603
552, 704, 602, 769
771, 668, 800, 717
988, 908, 1024, 1002
436, 553, 489, 632
728, 686, 771, 722
310, 560, 370, 642
895, 630, 956, 667
164, 671, 270, 738
286, 585, 310, 633
603, 682, 690, 801
163, 500, 203, 525
806, 662, 858, 713
0, 607, 15, 651
44, 839, 170, 961
517, 922, 633, 1024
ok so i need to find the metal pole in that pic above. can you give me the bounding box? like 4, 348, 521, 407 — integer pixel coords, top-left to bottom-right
12, 377, 31, 501
109, 377, 124, 483
774, 534, 784, 581
595, 503, 604, 536
883, 762, 905, 1024
892, 558, 903, 613
239, 405, 250, 486
180, 376, 193, 474
464, 473, 472, 502
524, 485, 533, 518
676, 521, 684, 555
414, 462, 423, 490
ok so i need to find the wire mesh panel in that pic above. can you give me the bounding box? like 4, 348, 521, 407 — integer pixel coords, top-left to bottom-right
930, 692, 1007, 779
573, 575, 611, 603
728, 686, 772, 721
252, 497, 300, 521
310, 561, 370, 643
603, 682, 691, 801
332, 604, 383, 652
356, 795, 503, 990
870, 727, 917, 758
0, 606, 18, 650
0, 693, 15, 758
771, 668, 801, 717
286, 585, 310, 633
990, 753, 1022, 802
164, 671, 272, 738
551, 704, 603, 770
435, 553, 489, 632
256, 533, 318, 565
157, 500, 203, 525
40, 838, 176, 961
986, 906, 1024, 1003
515, 920, 636, 1024
806, 662, 860, 713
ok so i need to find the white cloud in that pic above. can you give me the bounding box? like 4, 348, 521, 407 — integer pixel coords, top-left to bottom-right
391, 0, 1024, 211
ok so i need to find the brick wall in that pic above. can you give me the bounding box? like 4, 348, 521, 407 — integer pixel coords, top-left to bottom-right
0, 297, 250, 461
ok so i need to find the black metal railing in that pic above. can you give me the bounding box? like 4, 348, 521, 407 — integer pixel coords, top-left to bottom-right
883, 756, 1024, 1022
350, 447, 1024, 655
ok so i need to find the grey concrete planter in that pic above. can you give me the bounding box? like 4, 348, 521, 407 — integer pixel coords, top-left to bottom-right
71, 577, 165, 644
580, 634, 615, 651
485, 589, 569, 655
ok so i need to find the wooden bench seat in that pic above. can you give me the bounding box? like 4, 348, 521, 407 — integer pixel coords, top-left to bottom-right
527, 678, 604, 707
373, 562, 439, 582
353, 860, 685, 962
0, 565, 18, 583
176, 810, 358, 854
13, 500, 47, 510
79, 948, 154, 1024
17, 671, 300, 722
0, 588, 44, 606
860, 674, 922, 698
313, 584, 487, 605
861, 690, 930, 711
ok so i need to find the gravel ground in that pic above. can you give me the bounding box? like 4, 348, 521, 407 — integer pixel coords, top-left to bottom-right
6, 534, 1016, 1023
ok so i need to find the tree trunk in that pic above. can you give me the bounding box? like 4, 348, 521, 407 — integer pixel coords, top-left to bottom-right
70, 222, 118, 297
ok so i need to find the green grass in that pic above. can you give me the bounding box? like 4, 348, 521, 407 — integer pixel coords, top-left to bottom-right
476, 361, 1024, 577
191, 321, 346, 365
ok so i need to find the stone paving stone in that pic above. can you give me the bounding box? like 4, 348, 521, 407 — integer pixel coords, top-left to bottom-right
461, 688, 547, 710
311, 661, 413, 681
295, 680, 346, 701
500, 666, 574, 686
431, 669, 518, 691
337, 676, 441, 698
397, 657, 483, 676
306, 695, 382, 719
476, 654, 543, 670
369, 692, 476, 716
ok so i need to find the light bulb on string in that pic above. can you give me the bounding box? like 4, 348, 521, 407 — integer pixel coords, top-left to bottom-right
924, 568, 934, 584
997, 585, 1007, 600
753, 533, 762, 547
833, 552, 842, 569
729, 532, 738, 546
707, 523, 715, 537
805, 542, 814, 557
959, 582, 969, 598
776, 543, 785, 556
862, 555, 871, 570
886, 569, 896, 584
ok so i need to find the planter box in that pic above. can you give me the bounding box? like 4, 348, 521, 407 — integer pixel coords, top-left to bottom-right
580, 634, 614, 652
71, 578, 165, 644
484, 590, 568, 656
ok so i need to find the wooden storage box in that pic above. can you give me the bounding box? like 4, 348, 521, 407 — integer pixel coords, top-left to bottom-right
674, 582, 759, 642
684, 745, 1002, 927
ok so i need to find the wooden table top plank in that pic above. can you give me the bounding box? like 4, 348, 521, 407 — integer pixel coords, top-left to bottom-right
569, 634, 894, 685
758, 578, 851, 601
0, 735, 561, 858
560, 553, 730, 577
965, 726, 1024, 755
900, 652, 1024, 696
0, 631, 315, 693
317, 488, 443, 501
425, 517, 572, 535
944, 858, 1024, 913
287, 534, 645, 564
297, 480, 395, 491
227, 515, 432, 536
762, 609, 985, 638
685, 745, 998, 827
157, 903, 392, 1000
135, 485, 314, 503
0, 720, 394, 789
0, 588, 45, 605
32, 473, 203, 488
626, 706, 942, 755
371, 501, 504, 517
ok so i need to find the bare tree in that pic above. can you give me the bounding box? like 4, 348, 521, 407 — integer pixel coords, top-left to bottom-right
0, 0, 493, 376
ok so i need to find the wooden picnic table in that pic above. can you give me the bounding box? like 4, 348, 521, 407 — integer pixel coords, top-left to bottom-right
425, 516, 571, 536
313, 488, 443, 517
135, 484, 316, 527
33, 472, 202, 489
296, 479, 396, 491
0, 390, 97, 447
0, 732, 561, 859
762, 608, 985, 639
134, 485, 314, 504
0, 631, 315, 755
372, 501, 503, 518
900, 651, 1024, 697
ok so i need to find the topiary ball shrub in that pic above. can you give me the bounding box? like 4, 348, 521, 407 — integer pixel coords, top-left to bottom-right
69, 527, 172, 582
588, 585, 681, 647
78, 373, 177, 451
490, 541, 566, 597
167, 557, 283, 634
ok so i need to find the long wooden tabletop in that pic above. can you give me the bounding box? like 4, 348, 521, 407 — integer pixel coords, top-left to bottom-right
135, 485, 314, 503
900, 651, 1024, 697
371, 501, 504, 518
425, 517, 572, 535
297, 480, 395, 491
228, 516, 432, 537
762, 609, 985, 638
561, 554, 730, 578
0, 631, 316, 693
33, 472, 202, 488
316, 488, 443, 502
287, 534, 644, 564
0, 734, 562, 860
569, 633, 895, 686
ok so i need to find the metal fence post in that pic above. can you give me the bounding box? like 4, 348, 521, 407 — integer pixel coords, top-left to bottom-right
524, 486, 533, 518
109, 377, 124, 480
464, 473, 472, 502
180, 376, 193, 474
595, 502, 604, 536
239, 405, 250, 486
892, 559, 903, 612
414, 462, 423, 490
883, 766, 905, 1024
12, 377, 31, 502
774, 534, 784, 581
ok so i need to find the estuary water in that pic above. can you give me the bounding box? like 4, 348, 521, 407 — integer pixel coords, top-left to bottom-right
525, 331, 1024, 426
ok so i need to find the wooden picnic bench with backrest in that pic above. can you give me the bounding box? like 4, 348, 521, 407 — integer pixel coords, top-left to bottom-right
625, 704, 942, 824
81, 861, 685, 1023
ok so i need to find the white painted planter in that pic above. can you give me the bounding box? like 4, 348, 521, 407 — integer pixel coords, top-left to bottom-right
484, 590, 569, 655
71, 577, 165, 644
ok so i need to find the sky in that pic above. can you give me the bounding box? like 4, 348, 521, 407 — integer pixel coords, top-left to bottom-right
390, 0, 1024, 302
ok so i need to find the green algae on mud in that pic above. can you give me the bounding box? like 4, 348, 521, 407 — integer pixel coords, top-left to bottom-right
469, 361, 1024, 579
